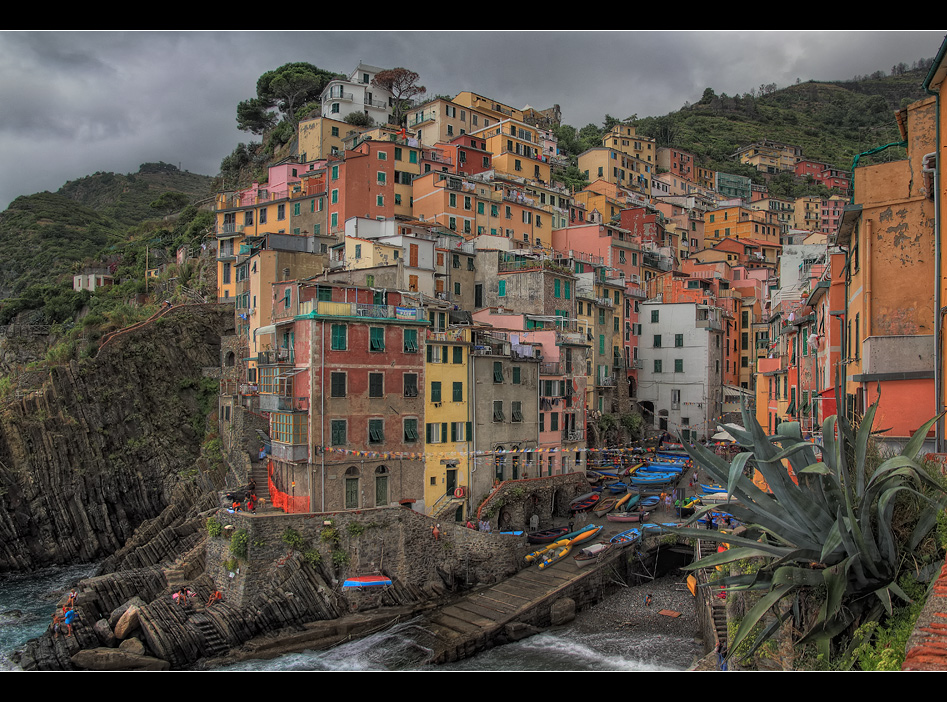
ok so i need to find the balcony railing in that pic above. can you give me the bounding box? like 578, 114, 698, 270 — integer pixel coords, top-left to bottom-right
258, 348, 294, 365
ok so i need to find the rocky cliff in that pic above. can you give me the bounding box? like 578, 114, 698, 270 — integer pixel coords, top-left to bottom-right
0, 303, 233, 572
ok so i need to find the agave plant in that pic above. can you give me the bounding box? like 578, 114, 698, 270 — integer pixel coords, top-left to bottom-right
672, 397, 946, 664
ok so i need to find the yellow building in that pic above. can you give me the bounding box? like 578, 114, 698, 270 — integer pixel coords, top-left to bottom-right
452, 91, 524, 123
705, 205, 781, 244
297, 116, 351, 160
603, 124, 655, 166
471, 118, 551, 184
577, 147, 651, 196
424, 326, 474, 521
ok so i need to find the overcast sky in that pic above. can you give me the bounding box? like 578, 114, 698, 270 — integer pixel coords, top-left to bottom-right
0, 30, 944, 211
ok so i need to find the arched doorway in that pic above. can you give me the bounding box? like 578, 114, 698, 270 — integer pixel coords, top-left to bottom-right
344, 466, 360, 509
374, 465, 389, 507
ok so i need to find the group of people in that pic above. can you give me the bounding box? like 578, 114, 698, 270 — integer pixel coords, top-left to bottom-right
51, 590, 79, 638
230, 478, 260, 513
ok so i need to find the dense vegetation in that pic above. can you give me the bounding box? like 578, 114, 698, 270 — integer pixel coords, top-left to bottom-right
552, 63, 933, 196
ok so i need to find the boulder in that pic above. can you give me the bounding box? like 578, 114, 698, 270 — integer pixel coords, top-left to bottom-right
114, 605, 142, 640
118, 637, 147, 656
92, 619, 116, 648
71, 648, 170, 671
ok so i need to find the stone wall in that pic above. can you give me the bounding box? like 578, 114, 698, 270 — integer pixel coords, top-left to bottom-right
476, 472, 589, 531
208, 504, 525, 610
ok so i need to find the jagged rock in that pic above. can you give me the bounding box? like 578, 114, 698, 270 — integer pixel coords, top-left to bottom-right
114, 604, 142, 639
71, 647, 170, 671
118, 637, 146, 656
0, 305, 233, 572
92, 618, 116, 647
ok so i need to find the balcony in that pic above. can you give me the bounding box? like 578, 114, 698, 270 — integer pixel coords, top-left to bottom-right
540, 361, 564, 376
258, 348, 294, 366
307, 301, 425, 322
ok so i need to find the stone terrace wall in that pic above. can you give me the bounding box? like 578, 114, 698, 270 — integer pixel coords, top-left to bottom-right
208, 505, 526, 610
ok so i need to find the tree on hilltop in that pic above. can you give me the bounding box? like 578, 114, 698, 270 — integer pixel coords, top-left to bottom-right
372, 68, 426, 126
237, 62, 340, 134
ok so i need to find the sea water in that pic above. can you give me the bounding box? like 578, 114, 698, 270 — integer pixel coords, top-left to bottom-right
0, 562, 100, 670
1, 568, 702, 672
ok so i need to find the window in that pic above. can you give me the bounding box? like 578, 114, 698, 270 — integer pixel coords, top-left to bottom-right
378, 150, 387, 160
403, 373, 418, 397
277, 204, 285, 220
494, 362, 503, 383
369, 372, 383, 398
404, 329, 419, 353
498, 280, 506, 297
331, 126, 339, 137
493, 401, 505, 422
368, 419, 384, 444
426, 422, 443, 443
450, 422, 468, 442
654, 360, 662, 373
675, 334, 683, 347
452, 345, 463, 364
651, 309, 659, 323
377, 171, 386, 185
512, 367, 521, 384
512, 401, 523, 422
331, 420, 347, 446
654, 335, 662, 348
453, 382, 463, 402
554, 279, 561, 298
431, 381, 442, 403
550, 412, 559, 431
370, 327, 385, 351
674, 359, 683, 373
403, 418, 418, 443
331, 324, 348, 351
331, 372, 346, 397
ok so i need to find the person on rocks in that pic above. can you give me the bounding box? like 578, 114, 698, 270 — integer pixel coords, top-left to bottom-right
206, 590, 224, 608
247, 477, 256, 496
63, 607, 78, 636
52, 611, 64, 638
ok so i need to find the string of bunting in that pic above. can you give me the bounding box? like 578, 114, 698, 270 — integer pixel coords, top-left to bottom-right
316, 445, 722, 460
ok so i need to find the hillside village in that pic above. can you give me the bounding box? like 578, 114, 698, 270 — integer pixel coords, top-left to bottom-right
190, 50, 947, 524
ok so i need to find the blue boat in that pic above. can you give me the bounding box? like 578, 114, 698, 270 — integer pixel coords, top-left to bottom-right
610, 528, 641, 545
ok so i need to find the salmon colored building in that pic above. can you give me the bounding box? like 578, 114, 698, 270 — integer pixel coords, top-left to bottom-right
834, 95, 937, 444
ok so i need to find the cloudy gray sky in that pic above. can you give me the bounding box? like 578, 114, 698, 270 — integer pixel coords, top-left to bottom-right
0, 30, 944, 210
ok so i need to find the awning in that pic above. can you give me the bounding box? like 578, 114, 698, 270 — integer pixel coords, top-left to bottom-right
255, 325, 276, 337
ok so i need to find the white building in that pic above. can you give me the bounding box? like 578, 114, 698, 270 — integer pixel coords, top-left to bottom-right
321, 63, 393, 125
638, 301, 725, 441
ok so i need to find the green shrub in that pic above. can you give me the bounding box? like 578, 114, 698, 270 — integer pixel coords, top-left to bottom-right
206, 516, 223, 537
282, 527, 306, 550
346, 522, 365, 537
303, 550, 322, 568
230, 528, 249, 559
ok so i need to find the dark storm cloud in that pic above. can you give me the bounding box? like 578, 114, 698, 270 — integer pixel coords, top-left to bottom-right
0, 30, 944, 210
